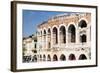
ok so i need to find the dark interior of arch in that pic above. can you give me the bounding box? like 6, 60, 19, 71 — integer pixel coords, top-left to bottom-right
48, 42, 51, 48
79, 20, 87, 28
33, 55, 37, 62
79, 54, 87, 60
60, 26, 66, 43
41, 31, 42, 35
53, 27, 58, 44
80, 34, 87, 43
53, 54, 58, 61
60, 54, 66, 61
69, 54, 76, 60
44, 30, 46, 35
43, 55, 46, 61
68, 25, 76, 43
48, 29, 51, 34
47, 55, 51, 61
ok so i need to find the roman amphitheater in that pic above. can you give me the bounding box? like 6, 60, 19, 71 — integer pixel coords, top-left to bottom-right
23, 13, 91, 63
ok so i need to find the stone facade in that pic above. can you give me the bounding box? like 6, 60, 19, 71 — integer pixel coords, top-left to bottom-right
23, 35, 37, 62
23, 13, 91, 62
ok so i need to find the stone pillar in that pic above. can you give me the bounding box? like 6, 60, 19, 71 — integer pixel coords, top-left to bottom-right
39, 36, 41, 49
58, 28, 60, 46
76, 27, 80, 44
87, 25, 91, 43
42, 31, 44, 50
51, 29, 53, 48
66, 27, 68, 47
44, 35, 46, 50
37, 33, 40, 50
46, 32, 48, 49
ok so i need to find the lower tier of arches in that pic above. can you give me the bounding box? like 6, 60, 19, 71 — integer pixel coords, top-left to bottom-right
23, 53, 89, 63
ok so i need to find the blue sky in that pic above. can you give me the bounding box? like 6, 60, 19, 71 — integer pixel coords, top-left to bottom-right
23, 10, 68, 37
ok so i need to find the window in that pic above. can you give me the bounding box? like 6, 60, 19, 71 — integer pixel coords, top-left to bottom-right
79, 20, 87, 28
60, 54, 66, 61
53, 27, 58, 44
69, 54, 76, 60
80, 34, 86, 43
60, 26, 66, 43
68, 24, 76, 43
53, 54, 58, 61
79, 54, 87, 60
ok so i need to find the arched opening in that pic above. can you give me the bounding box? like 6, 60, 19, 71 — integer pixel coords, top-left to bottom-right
79, 20, 87, 28
68, 24, 76, 43
43, 30, 46, 48
48, 28, 51, 48
33, 55, 37, 62
53, 54, 58, 61
80, 34, 87, 43
48, 42, 51, 48
44, 30, 46, 34
47, 54, 51, 61
79, 54, 87, 60
40, 55, 42, 61
40, 31, 42, 45
41, 31, 42, 36
34, 43, 37, 48
48, 28, 51, 34
43, 54, 46, 61
60, 26, 66, 43
53, 27, 58, 44
60, 54, 66, 61
69, 54, 76, 60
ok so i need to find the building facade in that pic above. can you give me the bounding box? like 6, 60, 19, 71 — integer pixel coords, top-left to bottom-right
23, 35, 37, 62
23, 13, 91, 62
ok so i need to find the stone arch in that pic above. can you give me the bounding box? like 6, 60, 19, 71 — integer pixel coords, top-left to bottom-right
80, 34, 87, 43
43, 54, 46, 61
53, 54, 58, 61
79, 54, 87, 60
52, 27, 58, 44
48, 42, 51, 48
79, 20, 87, 28
34, 43, 37, 48
60, 54, 66, 61
47, 54, 51, 61
69, 54, 76, 60
40, 54, 42, 61
48, 28, 51, 34
43, 29, 46, 35
43, 29, 46, 48
68, 24, 76, 43
47, 28, 51, 48
33, 55, 37, 62
40, 31, 42, 36
59, 26, 66, 43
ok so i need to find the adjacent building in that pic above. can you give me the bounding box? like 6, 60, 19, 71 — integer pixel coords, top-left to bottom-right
23, 35, 37, 62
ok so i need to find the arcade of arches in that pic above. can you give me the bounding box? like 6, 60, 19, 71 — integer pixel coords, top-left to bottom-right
36, 13, 91, 62
23, 13, 91, 62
